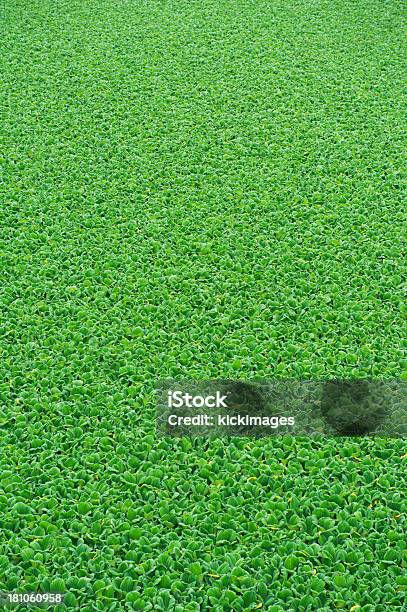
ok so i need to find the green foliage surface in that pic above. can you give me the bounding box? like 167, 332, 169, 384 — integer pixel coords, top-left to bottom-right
1, 0, 406, 609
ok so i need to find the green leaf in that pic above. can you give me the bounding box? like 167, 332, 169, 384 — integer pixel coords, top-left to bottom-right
284, 555, 299, 571
310, 577, 325, 593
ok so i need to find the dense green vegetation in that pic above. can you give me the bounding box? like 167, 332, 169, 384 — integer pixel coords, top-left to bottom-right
1, 0, 406, 609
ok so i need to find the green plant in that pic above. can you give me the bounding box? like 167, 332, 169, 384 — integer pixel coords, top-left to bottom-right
1, 0, 405, 609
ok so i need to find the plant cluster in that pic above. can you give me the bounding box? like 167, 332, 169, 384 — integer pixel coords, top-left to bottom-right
1, 0, 405, 609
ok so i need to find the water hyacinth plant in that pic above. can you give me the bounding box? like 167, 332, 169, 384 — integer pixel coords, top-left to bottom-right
1, 0, 406, 609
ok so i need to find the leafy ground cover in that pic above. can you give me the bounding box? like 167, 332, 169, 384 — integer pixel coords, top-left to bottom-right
1, 0, 406, 609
